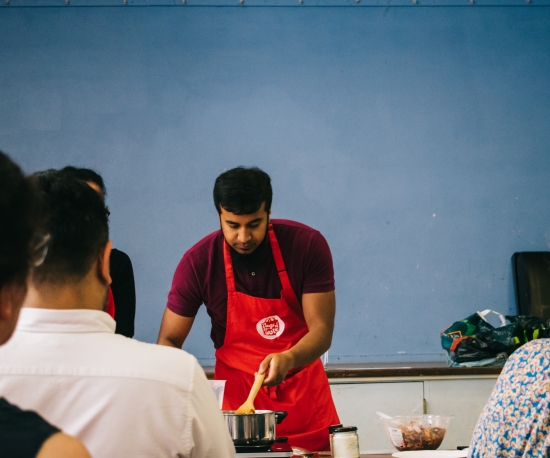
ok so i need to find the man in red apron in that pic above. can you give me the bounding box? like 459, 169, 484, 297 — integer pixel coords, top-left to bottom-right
158, 167, 340, 451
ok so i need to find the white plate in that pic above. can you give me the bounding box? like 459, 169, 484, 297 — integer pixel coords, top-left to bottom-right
392, 451, 468, 458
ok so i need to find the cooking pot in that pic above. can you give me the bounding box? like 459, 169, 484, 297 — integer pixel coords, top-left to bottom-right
223, 410, 288, 446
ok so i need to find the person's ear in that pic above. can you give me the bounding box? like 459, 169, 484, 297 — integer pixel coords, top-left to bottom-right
98, 240, 112, 286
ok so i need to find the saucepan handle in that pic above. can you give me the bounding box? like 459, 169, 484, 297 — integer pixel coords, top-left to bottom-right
274, 411, 288, 424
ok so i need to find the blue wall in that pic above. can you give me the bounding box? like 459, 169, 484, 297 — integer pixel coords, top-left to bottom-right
1, 3, 549, 364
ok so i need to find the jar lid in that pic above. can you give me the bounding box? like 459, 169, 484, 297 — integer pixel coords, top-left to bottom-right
328, 424, 343, 433
332, 426, 358, 433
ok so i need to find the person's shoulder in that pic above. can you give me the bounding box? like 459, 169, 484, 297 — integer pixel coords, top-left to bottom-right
105, 335, 201, 388
176, 229, 224, 274
517, 338, 550, 357
184, 229, 223, 259
110, 248, 133, 273
271, 219, 327, 245
271, 219, 321, 235
111, 248, 131, 263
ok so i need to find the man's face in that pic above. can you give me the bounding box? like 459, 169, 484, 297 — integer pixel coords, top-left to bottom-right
219, 203, 270, 255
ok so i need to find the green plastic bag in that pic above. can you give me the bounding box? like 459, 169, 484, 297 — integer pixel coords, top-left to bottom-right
441, 310, 517, 367
441, 310, 550, 367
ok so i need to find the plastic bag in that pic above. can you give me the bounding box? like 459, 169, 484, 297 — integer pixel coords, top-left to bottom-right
441, 310, 517, 367
507, 315, 550, 344
441, 310, 550, 367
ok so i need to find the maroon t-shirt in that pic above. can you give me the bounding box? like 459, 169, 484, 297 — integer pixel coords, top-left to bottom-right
167, 219, 335, 349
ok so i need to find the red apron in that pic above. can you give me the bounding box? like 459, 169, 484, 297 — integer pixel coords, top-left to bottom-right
215, 225, 340, 451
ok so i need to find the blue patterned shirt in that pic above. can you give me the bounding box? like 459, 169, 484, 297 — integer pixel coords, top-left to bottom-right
470, 339, 550, 457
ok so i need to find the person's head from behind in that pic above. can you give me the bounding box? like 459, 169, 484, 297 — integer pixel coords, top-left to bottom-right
31, 171, 111, 309
213, 166, 272, 255
0, 151, 41, 344
60, 166, 106, 200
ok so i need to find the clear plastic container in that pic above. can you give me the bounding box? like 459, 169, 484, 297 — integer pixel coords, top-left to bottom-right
378, 415, 452, 451
207, 380, 226, 409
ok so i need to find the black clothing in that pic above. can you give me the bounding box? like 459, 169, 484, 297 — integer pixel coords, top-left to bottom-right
0, 397, 59, 457
110, 248, 136, 338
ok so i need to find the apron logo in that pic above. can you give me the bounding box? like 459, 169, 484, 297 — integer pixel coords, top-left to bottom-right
256, 316, 285, 340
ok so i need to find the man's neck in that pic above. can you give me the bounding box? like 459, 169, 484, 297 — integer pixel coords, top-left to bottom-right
23, 277, 107, 312
230, 231, 269, 265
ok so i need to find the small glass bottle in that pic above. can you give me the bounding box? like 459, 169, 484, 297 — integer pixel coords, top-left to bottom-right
328, 423, 343, 456
331, 426, 360, 458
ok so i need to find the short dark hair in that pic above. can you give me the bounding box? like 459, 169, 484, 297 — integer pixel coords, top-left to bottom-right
60, 166, 106, 198
32, 171, 109, 285
0, 151, 38, 288
213, 167, 272, 215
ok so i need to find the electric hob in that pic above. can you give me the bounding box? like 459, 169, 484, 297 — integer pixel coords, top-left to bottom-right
235, 452, 293, 457
234, 441, 294, 457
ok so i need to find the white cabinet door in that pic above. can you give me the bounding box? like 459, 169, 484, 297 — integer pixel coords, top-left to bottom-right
330, 381, 424, 453
423, 377, 497, 450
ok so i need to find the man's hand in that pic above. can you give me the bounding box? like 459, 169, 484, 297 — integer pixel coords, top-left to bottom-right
259, 352, 295, 386
257, 291, 335, 386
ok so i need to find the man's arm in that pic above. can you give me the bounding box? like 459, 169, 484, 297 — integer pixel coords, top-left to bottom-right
259, 291, 335, 386
157, 308, 195, 348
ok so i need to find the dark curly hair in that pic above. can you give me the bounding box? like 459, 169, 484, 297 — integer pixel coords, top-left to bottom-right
32, 170, 109, 285
0, 151, 38, 288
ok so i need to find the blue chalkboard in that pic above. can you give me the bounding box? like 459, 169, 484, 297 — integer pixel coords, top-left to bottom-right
1, 4, 549, 364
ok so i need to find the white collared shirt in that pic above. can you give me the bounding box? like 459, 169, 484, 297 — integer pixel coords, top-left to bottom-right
0, 308, 235, 458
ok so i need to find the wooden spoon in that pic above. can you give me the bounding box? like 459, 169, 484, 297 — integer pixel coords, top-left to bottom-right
235, 372, 265, 414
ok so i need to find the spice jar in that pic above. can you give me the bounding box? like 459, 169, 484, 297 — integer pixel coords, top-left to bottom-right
331, 426, 360, 458
328, 423, 343, 455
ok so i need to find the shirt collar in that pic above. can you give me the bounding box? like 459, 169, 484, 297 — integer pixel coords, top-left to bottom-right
16, 308, 116, 334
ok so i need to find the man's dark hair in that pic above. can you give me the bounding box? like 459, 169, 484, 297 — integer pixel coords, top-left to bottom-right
0, 151, 38, 288
32, 171, 109, 285
60, 166, 106, 198
213, 167, 272, 215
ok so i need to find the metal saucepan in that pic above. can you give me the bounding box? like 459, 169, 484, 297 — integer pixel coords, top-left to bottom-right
223, 410, 288, 446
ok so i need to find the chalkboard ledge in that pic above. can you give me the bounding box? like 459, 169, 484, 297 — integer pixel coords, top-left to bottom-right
201, 361, 502, 380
